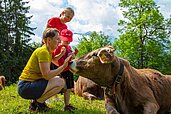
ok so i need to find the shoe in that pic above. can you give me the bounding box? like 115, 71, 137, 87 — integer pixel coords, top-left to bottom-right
63, 104, 77, 112
29, 100, 37, 112
67, 104, 77, 110
37, 102, 51, 112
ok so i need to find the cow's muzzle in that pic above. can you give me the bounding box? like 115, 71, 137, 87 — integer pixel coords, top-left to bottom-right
69, 61, 78, 74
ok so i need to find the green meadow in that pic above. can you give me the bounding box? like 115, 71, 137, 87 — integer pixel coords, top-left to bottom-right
0, 83, 105, 114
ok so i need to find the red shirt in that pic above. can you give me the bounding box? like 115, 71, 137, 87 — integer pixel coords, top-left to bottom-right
47, 17, 67, 32
53, 44, 72, 71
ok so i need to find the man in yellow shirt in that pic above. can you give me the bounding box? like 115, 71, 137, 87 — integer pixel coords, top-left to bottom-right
18, 28, 72, 112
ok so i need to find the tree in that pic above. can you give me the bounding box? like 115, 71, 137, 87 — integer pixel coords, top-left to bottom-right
114, 0, 171, 74
0, 0, 36, 84
76, 31, 112, 57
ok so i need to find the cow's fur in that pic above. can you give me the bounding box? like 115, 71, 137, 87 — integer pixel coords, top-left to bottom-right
70, 46, 171, 114
74, 76, 104, 100
0, 76, 6, 90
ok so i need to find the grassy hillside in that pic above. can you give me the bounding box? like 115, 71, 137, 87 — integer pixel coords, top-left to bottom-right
0, 83, 106, 114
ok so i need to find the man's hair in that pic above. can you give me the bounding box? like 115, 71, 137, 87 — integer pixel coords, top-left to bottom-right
42, 28, 59, 42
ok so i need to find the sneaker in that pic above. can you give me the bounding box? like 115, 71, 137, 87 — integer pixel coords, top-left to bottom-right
63, 104, 77, 112
37, 102, 51, 112
67, 104, 77, 110
29, 100, 37, 112
63, 105, 73, 113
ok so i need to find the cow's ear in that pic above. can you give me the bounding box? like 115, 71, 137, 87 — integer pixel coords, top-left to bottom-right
97, 48, 114, 63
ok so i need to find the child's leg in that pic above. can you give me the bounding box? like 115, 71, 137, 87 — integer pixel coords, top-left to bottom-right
64, 89, 72, 105
61, 70, 76, 110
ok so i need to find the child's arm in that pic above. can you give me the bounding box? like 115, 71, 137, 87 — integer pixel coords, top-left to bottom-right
52, 47, 66, 66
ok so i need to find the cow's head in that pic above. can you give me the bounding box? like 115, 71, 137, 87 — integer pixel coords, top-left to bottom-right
70, 46, 121, 87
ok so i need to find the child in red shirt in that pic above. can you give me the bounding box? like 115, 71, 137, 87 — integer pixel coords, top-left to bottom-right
53, 29, 78, 112
43, 7, 74, 44
46, 7, 76, 112
46, 7, 74, 32
46, 7, 74, 68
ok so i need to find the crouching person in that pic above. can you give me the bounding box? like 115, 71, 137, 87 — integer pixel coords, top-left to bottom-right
17, 28, 72, 112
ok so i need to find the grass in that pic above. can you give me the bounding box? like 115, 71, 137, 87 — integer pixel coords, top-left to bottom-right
0, 83, 106, 114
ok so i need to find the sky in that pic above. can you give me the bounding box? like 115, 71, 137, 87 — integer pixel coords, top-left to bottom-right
27, 0, 171, 46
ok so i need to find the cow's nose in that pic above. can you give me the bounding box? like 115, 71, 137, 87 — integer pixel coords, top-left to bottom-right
69, 61, 73, 66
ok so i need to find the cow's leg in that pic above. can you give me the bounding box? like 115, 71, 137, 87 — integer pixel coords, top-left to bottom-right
105, 93, 120, 114
97, 87, 104, 100
143, 102, 159, 114
82, 92, 97, 100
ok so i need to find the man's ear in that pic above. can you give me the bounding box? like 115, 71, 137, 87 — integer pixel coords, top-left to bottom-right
97, 47, 114, 63
47, 37, 51, 42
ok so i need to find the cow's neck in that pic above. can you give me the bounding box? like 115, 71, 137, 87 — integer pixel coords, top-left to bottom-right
105, 57, 124, 96
114, 59, 124, 85
106, 57, 124, 89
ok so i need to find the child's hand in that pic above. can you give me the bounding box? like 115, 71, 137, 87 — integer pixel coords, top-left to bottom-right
61, 46, 66, 56
74, 48, 78, 55
68, 48, 78, 60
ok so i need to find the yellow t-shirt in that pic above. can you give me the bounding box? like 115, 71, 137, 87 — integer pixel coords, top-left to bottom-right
19, 45, 52, 81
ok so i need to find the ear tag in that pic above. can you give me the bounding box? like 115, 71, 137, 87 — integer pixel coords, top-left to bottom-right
101, 54, 106, 59
100, 54, 107, 63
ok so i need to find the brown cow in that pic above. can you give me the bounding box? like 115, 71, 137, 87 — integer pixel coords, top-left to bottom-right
70, 46, 171, 114
74, 76, 104, 100
0, 76, 6, 90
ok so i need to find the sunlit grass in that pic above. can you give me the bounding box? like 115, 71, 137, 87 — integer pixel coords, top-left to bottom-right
0, 83, 106, 114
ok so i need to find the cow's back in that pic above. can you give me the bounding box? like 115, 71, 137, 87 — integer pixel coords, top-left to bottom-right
136, 69, 171, 113
74, 76, 104, 100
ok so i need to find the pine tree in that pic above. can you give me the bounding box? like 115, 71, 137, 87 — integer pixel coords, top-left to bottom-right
0, 0, 36, 83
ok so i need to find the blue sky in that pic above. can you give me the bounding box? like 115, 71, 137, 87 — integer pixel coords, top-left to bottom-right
27, 0, 171, 46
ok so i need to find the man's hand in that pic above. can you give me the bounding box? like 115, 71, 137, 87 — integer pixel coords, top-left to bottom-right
62, 55, 73, 68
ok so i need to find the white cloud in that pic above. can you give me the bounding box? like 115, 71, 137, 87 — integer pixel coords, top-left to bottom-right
157, 0, 171, 18
27, 0, 171, 45
27, 0, 66, 43
67, 0, 121, 42
30, 34, 42, 43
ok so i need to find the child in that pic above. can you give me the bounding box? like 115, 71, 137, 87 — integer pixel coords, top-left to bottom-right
53, 29, 78, 112
46, 7, 74, 32
45, 7, 74, 69
43, 7, 74, 45
46, 7, 76, 112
